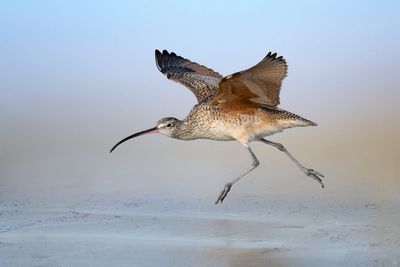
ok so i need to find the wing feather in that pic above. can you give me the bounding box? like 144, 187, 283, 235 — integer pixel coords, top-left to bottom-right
212, 52, 288, 107
155, 50, 223, 103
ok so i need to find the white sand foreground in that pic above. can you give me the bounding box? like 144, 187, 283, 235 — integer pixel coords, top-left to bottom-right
0, 195, 399, 267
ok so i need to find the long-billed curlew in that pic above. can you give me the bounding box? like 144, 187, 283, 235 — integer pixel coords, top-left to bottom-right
110, 49, 324, 204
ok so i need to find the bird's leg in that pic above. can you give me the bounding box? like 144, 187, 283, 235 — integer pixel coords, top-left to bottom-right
215, 146, 260, 204
259, 138, 325, 188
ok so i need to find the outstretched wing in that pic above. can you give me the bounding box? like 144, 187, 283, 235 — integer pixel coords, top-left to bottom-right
212, 52, 288, 107
155, 50, 223, 103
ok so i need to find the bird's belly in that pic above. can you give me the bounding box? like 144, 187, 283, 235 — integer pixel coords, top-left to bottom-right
203, 121, 237, 141
209, 120, 282, 144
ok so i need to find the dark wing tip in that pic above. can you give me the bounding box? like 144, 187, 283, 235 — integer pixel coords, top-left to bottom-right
155, 49, 179, 73
263, 51, 287, 66
265, 51, 280, 58
155, 49, 162, 71
155, 49, 222, 82
155, 49, 175, 71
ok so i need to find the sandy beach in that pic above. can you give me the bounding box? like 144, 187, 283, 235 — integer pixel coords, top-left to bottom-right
1, 194, 398, 267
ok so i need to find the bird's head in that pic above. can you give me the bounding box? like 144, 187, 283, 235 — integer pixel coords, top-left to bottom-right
155, 117, 181, 137
109, 117, 182, 153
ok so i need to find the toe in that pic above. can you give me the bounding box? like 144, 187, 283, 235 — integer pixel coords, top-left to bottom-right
215, 190, 226, 204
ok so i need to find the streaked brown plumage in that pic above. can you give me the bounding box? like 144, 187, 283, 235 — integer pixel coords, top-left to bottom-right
111, 49, 325, 204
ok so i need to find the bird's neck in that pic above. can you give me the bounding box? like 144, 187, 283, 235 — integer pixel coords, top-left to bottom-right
173, 120, 194, 140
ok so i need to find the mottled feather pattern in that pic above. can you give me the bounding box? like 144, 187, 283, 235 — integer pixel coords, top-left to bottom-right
154, 49, 315, 142
259, 106, 316, 126
178, 102, 315, 142
111, 50, 324, 204
155, 50, 222, 103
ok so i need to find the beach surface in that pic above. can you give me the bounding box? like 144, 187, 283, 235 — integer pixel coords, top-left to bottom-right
1, 194, 399, 267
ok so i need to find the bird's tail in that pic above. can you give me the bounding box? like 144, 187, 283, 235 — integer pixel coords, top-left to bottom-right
278, 110, 317, 128
261, 106, 317, 128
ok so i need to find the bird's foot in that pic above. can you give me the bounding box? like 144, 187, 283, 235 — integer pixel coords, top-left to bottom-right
305, 168, 325, 188
215, 182, 232, 205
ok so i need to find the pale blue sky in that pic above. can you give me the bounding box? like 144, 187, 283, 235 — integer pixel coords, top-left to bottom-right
1, 1, 399, 202
1, 1, 399, 113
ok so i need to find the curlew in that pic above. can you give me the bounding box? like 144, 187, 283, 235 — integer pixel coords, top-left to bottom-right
110, 50, 324, 204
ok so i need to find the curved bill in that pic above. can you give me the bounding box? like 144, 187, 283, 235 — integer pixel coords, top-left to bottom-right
110, 126, 158, 153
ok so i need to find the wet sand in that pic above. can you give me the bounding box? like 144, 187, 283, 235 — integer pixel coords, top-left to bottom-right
1, 196, 399, 267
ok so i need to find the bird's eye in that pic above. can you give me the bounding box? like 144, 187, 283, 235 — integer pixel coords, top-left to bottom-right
166, 123, 172, 127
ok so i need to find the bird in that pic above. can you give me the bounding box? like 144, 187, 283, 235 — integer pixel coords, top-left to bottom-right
110, 49, 325, 204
